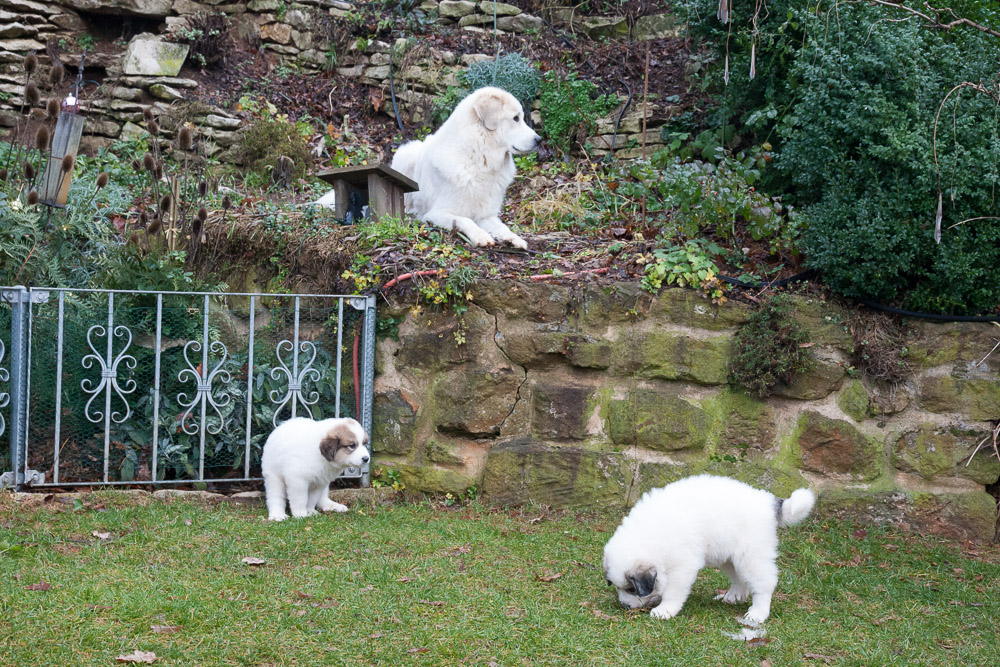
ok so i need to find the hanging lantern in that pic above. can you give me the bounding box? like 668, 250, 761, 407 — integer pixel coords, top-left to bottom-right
39, 55, 85, 208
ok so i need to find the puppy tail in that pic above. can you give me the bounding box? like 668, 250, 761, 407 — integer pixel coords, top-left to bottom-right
778, 488, 815, 527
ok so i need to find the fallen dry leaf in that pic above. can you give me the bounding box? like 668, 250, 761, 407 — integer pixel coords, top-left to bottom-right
804, 653, 835, 663
151, 625, 181, 634
24, 581, 51, 591
369, 632, 384, 639
116, 650, 158, 663
535, 572, 563, 583
294, 590, 312, 599
748, 637, 773, 648
419, 600, 446, 606
397, 576, 417, 583
92, 530, 112, 540
851, 528, 868, 540
241, 557, 266, 566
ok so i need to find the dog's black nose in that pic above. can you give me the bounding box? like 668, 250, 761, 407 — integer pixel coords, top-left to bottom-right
361, 456, 370, 463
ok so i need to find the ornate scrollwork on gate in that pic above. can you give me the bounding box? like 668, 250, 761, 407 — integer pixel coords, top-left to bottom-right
176, 340, 232, 435
269, 339, 321, 426
80, 325, 137, 424
0, 339, 9, 437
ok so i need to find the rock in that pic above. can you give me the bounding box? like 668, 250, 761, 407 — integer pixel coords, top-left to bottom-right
460, 53, 493, 66
893, 423, 1000, 485
260, 22, 292, 44
119, 121, 148, 141
395, 307, 492, 371
0, 0, 56, 16
633, 13, 682, 40
85, 119, 122, 137
820, 488, 997, 542
645, 287, 753, 331
50, 12, 87, 31
907, 320, 1000, 369
425, 439, 467, 465
796, 411, 881, 480
148, 83, 184, 101
0, 37, 45, 51
59, 0, 174, 18
531, 381, 596, 440
432, 367, 523, 437
458, 13, 493, 27
478, 1, 520, 16
480, 440, 629, 508
771, 358, 845, 400
393, 462, 481, 495
582, 16, 628, 40
607, 387, 712, 451
788, 296, 854, 351
110, 86, 144, 101
203, 113, 242, 129
708, 388, 778, 452
120, 76, 199, 88
248, 0, 280, 10
918, 375, 1000, 420
836, 379, 870, 422
372, 389, 418, 456
439, 0, 476, 18
613, 330, 731, 385
0, 23, 37, 39
869, 384, 910, 416
496, 13, 546, 33
121, 34, 189, 77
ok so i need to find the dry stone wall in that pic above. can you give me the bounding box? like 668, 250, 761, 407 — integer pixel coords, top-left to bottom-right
373, 281, 1000, 542
1, 0, 678, 157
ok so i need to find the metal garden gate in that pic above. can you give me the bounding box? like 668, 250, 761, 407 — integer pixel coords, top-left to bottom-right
0, 286, 376, 489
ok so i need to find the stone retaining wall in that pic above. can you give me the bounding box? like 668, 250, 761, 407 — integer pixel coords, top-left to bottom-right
1, 0, 678, 156
372, 281, 1000, 541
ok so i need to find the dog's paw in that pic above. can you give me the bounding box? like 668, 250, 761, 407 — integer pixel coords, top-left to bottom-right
739, 609, 769, 627
507, 235, 528, 250
320, 500, 349, 513
267, 513, 288, 522
650, 606, 676, 620
715, 589, 750, 604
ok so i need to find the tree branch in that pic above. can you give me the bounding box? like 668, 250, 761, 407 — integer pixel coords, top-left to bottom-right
866, 0, 1000, 40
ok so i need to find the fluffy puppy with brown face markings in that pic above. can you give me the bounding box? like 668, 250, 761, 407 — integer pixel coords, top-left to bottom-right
261, 417, 370, 521
603, 475, 815, 626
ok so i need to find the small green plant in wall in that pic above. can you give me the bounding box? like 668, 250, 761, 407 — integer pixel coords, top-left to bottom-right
730, 294, 812, 398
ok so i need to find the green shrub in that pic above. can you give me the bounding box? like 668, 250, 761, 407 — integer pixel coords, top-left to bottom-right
730, 295, 811, 398
237, 116, 313, 188
538, 70, 618, 152
672, 0, 1000, 315
428, 53, 540, 129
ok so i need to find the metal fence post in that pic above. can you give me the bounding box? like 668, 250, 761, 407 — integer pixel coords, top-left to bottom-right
1, 287, 28, 488
361, 294, 377, 487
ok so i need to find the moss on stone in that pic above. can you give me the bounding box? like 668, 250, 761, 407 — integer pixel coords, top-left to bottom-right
919, 376, 1000, 420
837, 380, 871, 422
893, 424, 1000, 484
795, 411, 883, 481
612, 330, 731, 385
606, 389, 712, 451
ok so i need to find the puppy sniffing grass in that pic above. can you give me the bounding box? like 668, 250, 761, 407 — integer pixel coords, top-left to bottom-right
261, 417, 370, 521
603, 475, 815, 625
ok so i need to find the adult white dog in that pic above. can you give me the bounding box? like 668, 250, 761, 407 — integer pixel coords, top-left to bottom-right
261, 417, 370, 521
391, 86, 540, 248
603, 475, 815, 625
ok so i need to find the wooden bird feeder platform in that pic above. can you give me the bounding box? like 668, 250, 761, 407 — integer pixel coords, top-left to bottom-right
316, 163, 418, 223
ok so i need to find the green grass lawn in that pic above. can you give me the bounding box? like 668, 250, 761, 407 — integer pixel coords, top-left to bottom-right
1, 491, 998, 667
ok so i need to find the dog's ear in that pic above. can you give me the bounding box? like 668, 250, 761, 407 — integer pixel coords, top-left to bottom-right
627, 568, 657, 598
319, 432, 341, 461
473, 92, 505, 131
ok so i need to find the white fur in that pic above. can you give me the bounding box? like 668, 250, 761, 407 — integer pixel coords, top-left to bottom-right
390, 86, 540, 248
261, 417, 370, 521
603, 475, 815, 625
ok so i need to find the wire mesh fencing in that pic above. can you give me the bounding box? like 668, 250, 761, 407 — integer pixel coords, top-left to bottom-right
1, 287, 376, 489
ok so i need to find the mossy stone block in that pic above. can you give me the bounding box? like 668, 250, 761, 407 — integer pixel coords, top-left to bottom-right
607, 389, 712, 451
796, 411, 882, 481
837, 380, 870, 422
919, 376, 1000, 420
893, 424, 1000, 485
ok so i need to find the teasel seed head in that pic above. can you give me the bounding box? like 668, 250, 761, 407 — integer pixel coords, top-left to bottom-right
23, 161, 35, 180
60, 154, 74, 174
222, 195, 232, 210
192, 216, 202, 237
96, 172, 109, 190
159, 194, 171, 215
49, 61, 65, 87
143, 107, 154, 122
24, 54, 38, 76
27, 190, 38, 205
25, 82, 40, 106
139, 210, 149, 225
178, 127, 193, 151
146, 119, 159, 136
46, 98, 59, 119
153, 164, 162, 180
34, 126, 50, 151
0, 168, 7, 181
146, 217, 162, 235
143, 152, 155, 172
197, 206, 208, 222
198, 180, 208, 198
29, 108, 46, 121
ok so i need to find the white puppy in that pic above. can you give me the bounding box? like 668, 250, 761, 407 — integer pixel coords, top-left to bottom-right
261, 417, 370, 521
603, 474, 815, 625
391, 86, 540, 249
